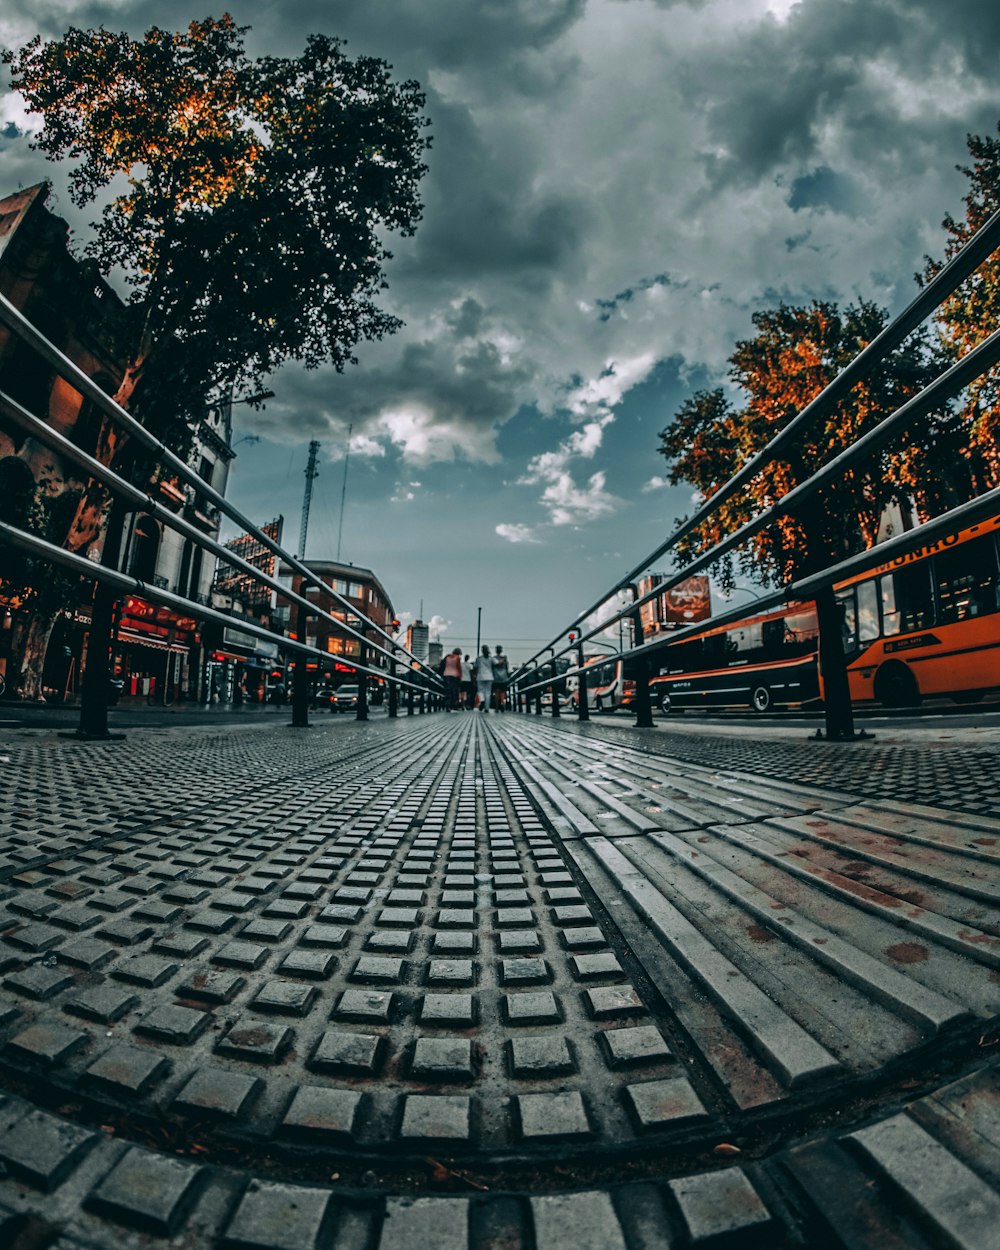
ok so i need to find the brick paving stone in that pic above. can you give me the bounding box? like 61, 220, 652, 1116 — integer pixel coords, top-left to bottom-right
135, 1003, 211, 1044
84, 1043, 171, 1096
584, 986, 646, 1020
602, 1025, 673, 1068
432, 932, 476, 953
280, 1086, 361, 1138
352, 956, 405, 983
309, 1030, 383, 1075
334, 988, 395, 1023
530, 1193, 627, 1250
509, 1035, 576, 1077
216, 1019, 293, 1063
152, 930, 211, 958
380, 1197, 468, 1250
420, 993, 476, 1026
298, 924, 348, 947
252, 981, 318, 1016
64, 986, 138, 1023
669, 1168, 773, 1246
178, 968, 246, 1003
223, 1179, 334, 1250
0, 1108, 97, 1190
4, 965, 74, 1000
517, 1091, 592, 1140
625, 1078, 709, 1130
504, 992, 561, 1025
6, 922, 66, 952
86, 1145, 205, 1236
240, 919, 293, 943
98, 919, 155, 945
500, 957, 549, 984
213, 940, 270, 970
399, 1095, 471, 1141
5, 1022, 85, 1068
278, 949, 338, 979
112, 954, 179, 987
427, 959, 475, 985
570, 953, 624, 981
173, 1067, 262, 1119
411, 1038, 473, 1080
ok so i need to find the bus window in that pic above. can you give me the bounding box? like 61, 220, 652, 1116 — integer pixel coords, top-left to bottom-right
730, 622, 763, 655
837, 589, 858, 652
934, 534, 1000, 624
857, 579, 880, 642
762, 618, 786, 659
703, 632, 728, 663
881, 565, 934, 636
784, 609, 819, 655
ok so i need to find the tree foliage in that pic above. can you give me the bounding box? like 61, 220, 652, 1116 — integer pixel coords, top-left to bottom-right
922, 125, 1000, 489
4, 14, 431, 439
658, 300, 967, 588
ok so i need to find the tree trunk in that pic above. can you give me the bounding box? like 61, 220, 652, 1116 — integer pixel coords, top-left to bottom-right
15, 610, 59, 701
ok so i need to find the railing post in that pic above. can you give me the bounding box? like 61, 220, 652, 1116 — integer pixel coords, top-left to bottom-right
419, 676, 426, 714
73, 501, 129, 741
534, 676, 543, 714
290, 598, 310, 727
407, 678, 415, 715
356, 646, 369, 721
388, 658, 398, 718
550, 660, 561, 717
816, 585, 858, 741
576, 645, 590, 722
630, 589, 655, 729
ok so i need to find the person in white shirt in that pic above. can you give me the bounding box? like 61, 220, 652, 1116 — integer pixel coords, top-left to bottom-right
473, 645, 494, 711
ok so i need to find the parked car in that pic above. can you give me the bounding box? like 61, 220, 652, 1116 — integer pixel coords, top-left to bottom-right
331, 684, 360, 713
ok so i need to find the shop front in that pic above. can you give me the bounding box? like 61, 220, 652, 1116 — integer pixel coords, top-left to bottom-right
112, 597, 198, 704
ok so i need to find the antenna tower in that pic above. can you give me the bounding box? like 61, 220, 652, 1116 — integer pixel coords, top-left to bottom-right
298, 440, 320, 558
336, 423, 352, 562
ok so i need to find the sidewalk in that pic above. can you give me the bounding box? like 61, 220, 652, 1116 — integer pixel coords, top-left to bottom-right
0, 713, 996, 1248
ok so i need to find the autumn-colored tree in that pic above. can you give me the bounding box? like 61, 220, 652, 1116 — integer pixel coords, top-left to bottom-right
923, 125, 1000, 488
658, 299, 966, 589
1, 14, 430, 702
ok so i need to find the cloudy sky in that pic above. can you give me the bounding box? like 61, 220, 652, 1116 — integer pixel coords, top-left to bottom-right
3, 0, 999, 661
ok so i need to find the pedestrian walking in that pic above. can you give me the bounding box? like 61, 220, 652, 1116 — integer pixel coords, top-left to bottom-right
473, 645, 494, 711
462, 654, 475, 709
492, 645, 510, 711
442, 648, 463, 710
270, 679, 286, 710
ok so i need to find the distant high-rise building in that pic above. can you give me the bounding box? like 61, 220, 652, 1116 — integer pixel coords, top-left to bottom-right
407, 619, 430, 663
427, 640, 443, 671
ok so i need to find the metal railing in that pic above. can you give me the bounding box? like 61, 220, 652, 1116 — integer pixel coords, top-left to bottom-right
512, 202, 1000, 738
0, 293, 443, 735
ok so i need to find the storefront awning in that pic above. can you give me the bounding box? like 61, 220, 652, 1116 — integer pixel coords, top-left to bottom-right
116, 629, 190, 654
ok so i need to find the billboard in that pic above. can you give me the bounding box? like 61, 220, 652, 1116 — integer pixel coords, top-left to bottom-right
637, 574, 711, 633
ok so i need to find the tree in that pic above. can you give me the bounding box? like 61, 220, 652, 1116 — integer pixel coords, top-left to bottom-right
658, 299, 965, 589
1, 15, 430, 702
922, 125, 1000, 489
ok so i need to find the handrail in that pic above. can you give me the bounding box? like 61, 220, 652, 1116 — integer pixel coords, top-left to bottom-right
513, 201, 1000, 680
0, 291, 440, 685
0, 521, 435, 694
0, 386, 426, 679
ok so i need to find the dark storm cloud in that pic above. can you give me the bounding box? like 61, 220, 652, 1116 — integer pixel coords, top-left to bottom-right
688, 0, 1000, 193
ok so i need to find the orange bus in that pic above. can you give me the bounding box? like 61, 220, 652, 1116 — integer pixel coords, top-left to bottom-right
649, 511, 1000, 713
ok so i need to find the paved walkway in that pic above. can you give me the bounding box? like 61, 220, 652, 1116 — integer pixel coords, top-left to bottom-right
0, 712, 998, 1248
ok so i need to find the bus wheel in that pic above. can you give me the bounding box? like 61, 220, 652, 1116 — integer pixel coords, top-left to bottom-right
658, 691, 672, 714
751, 685, 771, 713
874, 662, 920, 708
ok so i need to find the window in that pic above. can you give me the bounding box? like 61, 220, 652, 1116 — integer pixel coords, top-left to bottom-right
128, 515, 160, 581
880, 564, 934, 636
933, 534, 1000, 625
857, 579, 880, 642
837, 589, 858, 653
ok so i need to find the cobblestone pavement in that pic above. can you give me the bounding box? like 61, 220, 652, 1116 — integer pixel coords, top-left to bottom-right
0, 712, 998, 1249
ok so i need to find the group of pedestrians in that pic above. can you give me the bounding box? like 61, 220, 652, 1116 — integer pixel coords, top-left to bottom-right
442, 644, 510, 712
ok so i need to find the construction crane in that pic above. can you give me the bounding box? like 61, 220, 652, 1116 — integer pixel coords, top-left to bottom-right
297, 440, 320, 559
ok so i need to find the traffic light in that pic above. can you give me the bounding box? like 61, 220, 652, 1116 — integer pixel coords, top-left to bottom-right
568, 632, 577, 643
